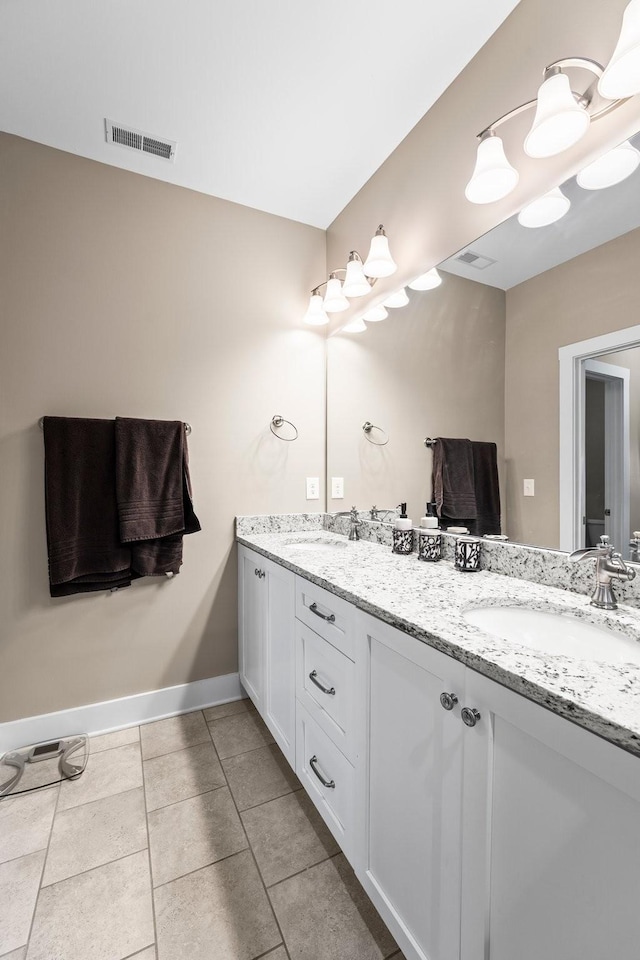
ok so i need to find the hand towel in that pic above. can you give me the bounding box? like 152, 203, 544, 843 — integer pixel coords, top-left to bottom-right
432, 437, 478, 522
469, 441, 501, 536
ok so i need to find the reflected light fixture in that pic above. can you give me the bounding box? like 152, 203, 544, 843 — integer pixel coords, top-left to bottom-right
323, 273, 350, 313
598, 0, 640, 99
408, 268, 442, 291
343, 317, 367, 333
517, 186, 571, 228
302, 291, 330, 326
465, 132, 519, 204
524, 70, 590, 158
363, 225, 397, 278
577, 140, 640, 189
383, 287, 410, 308
363, 305, 388, 323
342, 251, 374, 297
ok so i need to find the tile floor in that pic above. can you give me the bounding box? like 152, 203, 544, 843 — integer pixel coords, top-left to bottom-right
0, 700, 405, 960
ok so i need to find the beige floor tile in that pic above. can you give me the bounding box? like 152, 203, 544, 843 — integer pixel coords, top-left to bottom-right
149, 787, 247, 886
241, 790, 339, 886
0, 788, 57, 864
43, 787, 147, 886
269, 854, 398, 960
140, 712, 209, 760
262, 949, 288, 960
127, 948, 156, 959
57, 742, 142, 812
208, 711, 274, 760
27, 851, 154, 960
90, 726, 140, 754
0, 947, 28, 960
155, 849, 280, 960
144, 741, 225, 812
0, 851, 45, 955
203, 698, 254, 723
222, 744, 300, 812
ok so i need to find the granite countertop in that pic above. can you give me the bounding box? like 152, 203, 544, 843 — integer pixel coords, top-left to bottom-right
237, 528, 640, 758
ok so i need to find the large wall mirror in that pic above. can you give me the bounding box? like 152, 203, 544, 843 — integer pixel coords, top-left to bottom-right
326, 129, 640, 560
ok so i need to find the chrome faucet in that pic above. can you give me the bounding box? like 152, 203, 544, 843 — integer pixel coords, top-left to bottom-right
569, 535, 636, 610
334, 506, 360, 541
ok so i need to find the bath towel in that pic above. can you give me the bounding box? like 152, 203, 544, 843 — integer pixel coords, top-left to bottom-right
469, 441, 501, 536
432, 437, 478, 523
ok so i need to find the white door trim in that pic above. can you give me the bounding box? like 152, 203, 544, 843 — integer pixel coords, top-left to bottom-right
559, 323, 640, 552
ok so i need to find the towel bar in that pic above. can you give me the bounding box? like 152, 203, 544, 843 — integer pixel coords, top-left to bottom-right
38, 418, 192, 434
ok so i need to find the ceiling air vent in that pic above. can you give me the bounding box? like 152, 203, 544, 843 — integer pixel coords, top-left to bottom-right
455, 250, 496, 270
105, 119, 177, 162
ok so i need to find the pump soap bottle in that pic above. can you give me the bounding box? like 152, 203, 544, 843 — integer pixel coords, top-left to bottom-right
392, 503, 414, 555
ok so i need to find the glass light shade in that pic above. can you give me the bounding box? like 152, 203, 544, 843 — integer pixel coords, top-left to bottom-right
342, 255, 372, 297
408, 268, 442, 291
598, 0, 640, 99
343, 317, 367, 333
302, 293, 330, 326
363, 230, 397, 278
465, 134, 519, 204
524, 72, 590, 159
383, 287, 409, 308
577, 141, 640, 189
517, 187, 571, 228
363, 305, 388, 323
323, 276, 350, 313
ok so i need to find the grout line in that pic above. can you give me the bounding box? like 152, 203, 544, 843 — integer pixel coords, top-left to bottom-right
217, 739, 279, 765
151, 845, 251, 890
0, 845, 50, 869
120, 943, 156, 960
236, 784, 303, 814
36, 847, 149, 893
145, 782, 228, 816
24, 780, 62, 955
265, 850, 342, 892
141, 733, 160, 958
141, 735, 212, 763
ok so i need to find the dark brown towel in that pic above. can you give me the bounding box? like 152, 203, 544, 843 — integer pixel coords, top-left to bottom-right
470, 441, 501, 537
43, 417, 133, 596
432, 437, 478, 522
115, 418, 201, 576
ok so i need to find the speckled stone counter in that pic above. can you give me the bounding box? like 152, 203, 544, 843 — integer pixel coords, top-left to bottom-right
236, 519, 640, 759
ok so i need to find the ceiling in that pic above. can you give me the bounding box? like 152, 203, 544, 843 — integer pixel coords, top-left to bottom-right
440, 131, 640, 289
0, 0, 521, 229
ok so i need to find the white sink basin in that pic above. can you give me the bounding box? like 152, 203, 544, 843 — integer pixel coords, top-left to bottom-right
464, 606, 640, 666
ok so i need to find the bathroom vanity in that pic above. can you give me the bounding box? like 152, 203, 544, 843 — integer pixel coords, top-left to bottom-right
237, 521, 640, 960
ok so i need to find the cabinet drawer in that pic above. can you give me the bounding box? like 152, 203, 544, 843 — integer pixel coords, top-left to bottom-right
296, 621, 356, 762
296, 702, 354, 861
295, 576, 354, 660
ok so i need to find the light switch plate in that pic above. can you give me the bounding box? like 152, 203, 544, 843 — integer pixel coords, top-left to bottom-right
523, 479, 535, 497
331, 477, 344, 499
306, 477, 320, 500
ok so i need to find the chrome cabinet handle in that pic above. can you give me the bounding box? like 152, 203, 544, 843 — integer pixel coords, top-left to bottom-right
309, 755, 335, 789
254, 569, 265, 579
309, 670, 336, 696
461, 707, 481, 727
309, 602, 336, 623
439, 692, 459, 711
254, 568, 259, 576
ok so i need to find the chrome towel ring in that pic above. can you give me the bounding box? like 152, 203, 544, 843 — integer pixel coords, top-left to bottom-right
270, 415, 298, 442
362, 421, 389, 446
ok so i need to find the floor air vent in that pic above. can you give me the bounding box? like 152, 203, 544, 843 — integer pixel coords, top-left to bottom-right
455, 250, 496, 270
105, 119, 176, 162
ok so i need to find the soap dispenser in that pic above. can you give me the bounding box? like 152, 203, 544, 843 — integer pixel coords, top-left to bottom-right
392, 503, 414, 555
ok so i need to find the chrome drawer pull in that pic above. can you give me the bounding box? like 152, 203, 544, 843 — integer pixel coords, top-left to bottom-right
439, 692, 458, 711
309, 670, 336, 696
309, 755, 335, 789
309, 602, 336, 623
461, 707, 481, 728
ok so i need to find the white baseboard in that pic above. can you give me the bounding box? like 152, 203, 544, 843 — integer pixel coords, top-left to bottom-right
0, 673, 244, 753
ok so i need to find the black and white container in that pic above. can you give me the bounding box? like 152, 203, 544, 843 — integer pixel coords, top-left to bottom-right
418, 528, 442, 562
392, 503, 414, 555
454, 535, 481, 572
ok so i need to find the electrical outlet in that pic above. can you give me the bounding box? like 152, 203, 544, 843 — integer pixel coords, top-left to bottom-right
331, 477, 344, 499
523, 479, 535, 497
306, 477, 320, 500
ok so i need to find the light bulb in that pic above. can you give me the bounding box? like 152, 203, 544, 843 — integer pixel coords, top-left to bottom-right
302, 292, 330, 326
363, 225, 397, 278
465, 133, 519, 204
343, 317, 367, 333
577, 141, 640, 189
408, 268, 442, 291
342, 253, 372, 297
599, 0, 640, 99
524, 72, 590, 159
383, 287, 409, 308
323, 275, 350, 313
517, 187, 571, 228
363, 305, 388, 323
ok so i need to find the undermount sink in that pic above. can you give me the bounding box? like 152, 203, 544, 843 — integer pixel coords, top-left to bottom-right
463, 606, 640, 666
284, 536, 349, 551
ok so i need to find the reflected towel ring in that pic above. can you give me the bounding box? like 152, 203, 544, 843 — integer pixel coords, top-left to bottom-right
270, 415, 298, 442
362, 421, 389, 446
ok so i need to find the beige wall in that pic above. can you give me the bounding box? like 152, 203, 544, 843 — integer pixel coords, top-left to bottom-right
0, 133, 326, 722
505, 227, 640, 548
327, 273, 505, 525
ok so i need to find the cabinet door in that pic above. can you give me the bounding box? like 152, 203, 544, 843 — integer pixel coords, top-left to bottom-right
238, 546, 264, 709
263, 557, 295, 766
461, 669, 640, 960
355, 612, 465, 960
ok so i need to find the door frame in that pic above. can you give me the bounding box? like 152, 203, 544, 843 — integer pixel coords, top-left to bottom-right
559, 324, 639, 553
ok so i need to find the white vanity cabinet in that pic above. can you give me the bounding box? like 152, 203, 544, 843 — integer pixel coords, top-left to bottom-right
238, 545, 295, 765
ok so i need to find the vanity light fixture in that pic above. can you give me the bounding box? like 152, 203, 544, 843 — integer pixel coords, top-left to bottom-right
302, 291, 330, 326
465, 132, 519, 204
577, 139, 640, 189
363, 225, 397, 278
342, 251, 375, 297
598, 0, 640, 99
383, 287, 410, 308
408, 267, 442, 291
363, 305, 388, 323
343, 317, 367, 333
517, 186, 571, 228
323, 273, 350, 313
524, 70, 591, 158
